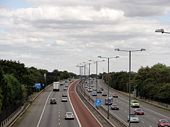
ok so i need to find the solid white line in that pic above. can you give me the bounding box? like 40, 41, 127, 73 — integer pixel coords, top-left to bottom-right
68, 80, 82, 127
75, 83, 103, 127
36, 91, 52, 127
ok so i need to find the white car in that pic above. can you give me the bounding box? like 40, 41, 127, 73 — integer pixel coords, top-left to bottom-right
127, 114, 140, 123
61, 97, 68, 102
65, 112, 74, 120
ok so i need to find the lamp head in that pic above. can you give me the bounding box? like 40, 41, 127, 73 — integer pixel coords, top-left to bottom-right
155, 29, 164, 33
141, 48, 146, 51
115, 48, 120, 51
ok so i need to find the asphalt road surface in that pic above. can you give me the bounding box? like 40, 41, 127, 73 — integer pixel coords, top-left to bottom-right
84, 79, 170, 127
12, 82, 79, 127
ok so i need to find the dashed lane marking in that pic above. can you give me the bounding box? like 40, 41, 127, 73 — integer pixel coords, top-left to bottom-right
36, 91, 52, 127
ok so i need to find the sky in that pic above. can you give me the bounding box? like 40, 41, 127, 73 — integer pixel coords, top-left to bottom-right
0, 0, 170, 74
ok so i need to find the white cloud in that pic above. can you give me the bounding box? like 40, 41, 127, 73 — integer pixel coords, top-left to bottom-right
1, 1, 170, 73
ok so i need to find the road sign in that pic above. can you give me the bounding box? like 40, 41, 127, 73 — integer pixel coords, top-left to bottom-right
34, 83, 42, 90
94, 99, 102, 107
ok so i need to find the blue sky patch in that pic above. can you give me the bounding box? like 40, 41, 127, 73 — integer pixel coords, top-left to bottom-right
0, 0, 31, 9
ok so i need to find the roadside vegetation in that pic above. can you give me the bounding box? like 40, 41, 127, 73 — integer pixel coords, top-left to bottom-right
0, 59, 76, 121
100, 63, 170, 104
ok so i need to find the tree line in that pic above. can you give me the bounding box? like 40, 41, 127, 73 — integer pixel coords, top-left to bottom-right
100, 63, 170, 104
0, 59, 76, 121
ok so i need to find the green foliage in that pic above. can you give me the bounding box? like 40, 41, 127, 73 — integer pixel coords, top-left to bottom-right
101, 63, 170, 104
0, 59, 76, 118
3, 74, 23, 106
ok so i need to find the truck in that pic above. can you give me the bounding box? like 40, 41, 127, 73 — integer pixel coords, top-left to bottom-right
53, 82, 60, 91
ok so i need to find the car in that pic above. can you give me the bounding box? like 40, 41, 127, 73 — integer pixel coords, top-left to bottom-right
61, 97, 68, 102
87, 88, 93, 92
105, 97, 113, 105
134, 108, 144, 115
127, 114, 140, 123
131, 100, 140, 108
112, 93, 118, 98
93, 88, 97, 91
158, 119, 170, 127
50, 98, 57, 104
110, 104, 119, 110
91, 91, 97, 96
100, 87, 104, 91
63, 87, 67, 90
65, 112, 74, 120
90, 85, 94, 87
97, 89, 102, 93
102, 92, 107, 96
65, 84, 68, 87
62, 93, 67, 97
84, 85, 88, 88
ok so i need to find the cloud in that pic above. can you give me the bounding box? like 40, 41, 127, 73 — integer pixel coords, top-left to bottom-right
0, 1, 170, 73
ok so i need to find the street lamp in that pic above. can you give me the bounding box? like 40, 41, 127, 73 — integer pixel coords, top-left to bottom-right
98, 55, 119, 119
94, 60, 105, 98
82, 62, 86, 76
115, 48, 145, 127
155, 28, 170, 34
76, 64, 83, 77
88, 60, 92, 100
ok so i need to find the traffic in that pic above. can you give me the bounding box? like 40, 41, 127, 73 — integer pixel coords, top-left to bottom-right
82, 78, 170, 127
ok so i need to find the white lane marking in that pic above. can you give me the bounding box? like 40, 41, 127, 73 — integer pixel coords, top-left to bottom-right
75, 84, 104, 127
143, 107, 170, 119
68, 81, 82, 127
59, 115, 60, 117
36, 91, 52, 127
100, 80, 170, 119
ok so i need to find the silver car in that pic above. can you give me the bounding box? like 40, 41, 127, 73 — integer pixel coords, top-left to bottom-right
65, 112, 74, 120
127, 114, 140, 123
61, 97, 68, 102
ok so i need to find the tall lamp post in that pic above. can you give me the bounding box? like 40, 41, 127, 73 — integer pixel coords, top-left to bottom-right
98, 55, 119, 119
155, 28, 170, 34
115, 48, 145, 127
94, 60, 105, 97
88, 60, 92, 100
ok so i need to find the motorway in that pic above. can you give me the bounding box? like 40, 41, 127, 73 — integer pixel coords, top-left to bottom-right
84, 79, 170, 127
12, 81, 79, 127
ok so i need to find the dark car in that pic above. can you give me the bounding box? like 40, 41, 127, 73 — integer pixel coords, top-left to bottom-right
158, 119, 170, 127
134, 108, 144, 115
50, 98, 57, 104
111, 104, 119, 110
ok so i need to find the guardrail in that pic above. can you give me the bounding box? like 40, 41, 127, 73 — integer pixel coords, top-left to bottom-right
76, 81, 128, 127
0, 84, 52, 127
101, 79, 170, 111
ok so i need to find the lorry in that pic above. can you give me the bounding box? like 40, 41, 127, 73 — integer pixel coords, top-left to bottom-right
53, 82, 60, 91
